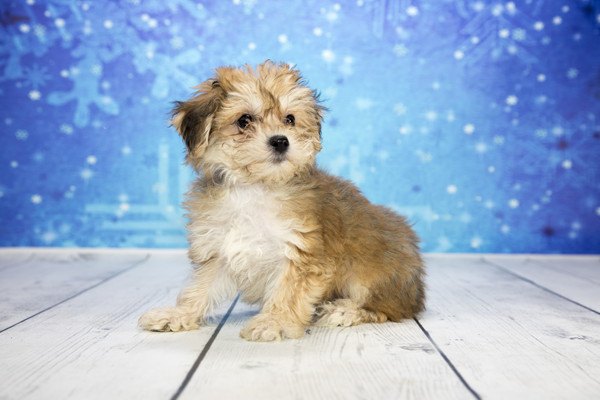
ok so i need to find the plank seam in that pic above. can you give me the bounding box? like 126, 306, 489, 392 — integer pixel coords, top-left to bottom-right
484, 258, 600, 316
0, 254, 151, 334
171, 295, 240, 400
414, 318, 482, 400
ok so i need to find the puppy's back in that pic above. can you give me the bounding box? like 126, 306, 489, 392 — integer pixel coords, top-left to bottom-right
313, 169, 426, 320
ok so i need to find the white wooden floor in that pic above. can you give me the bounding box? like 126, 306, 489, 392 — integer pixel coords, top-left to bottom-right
0, 250, 599, 400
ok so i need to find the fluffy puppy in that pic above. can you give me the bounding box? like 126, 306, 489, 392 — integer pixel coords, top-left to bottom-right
139, 61, 425, 341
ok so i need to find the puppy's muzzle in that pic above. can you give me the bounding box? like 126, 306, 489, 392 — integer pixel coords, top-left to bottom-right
269, 135, 289, 154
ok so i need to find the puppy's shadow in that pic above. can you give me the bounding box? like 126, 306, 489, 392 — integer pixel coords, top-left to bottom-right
208, 302, 259, 326
227, 309, 258, 324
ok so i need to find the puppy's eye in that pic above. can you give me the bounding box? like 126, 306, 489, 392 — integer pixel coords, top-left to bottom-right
284, 114, 295, 126
237, 114, 253, 129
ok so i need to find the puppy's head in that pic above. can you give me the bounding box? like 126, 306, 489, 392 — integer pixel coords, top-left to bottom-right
172, 61, 324, 185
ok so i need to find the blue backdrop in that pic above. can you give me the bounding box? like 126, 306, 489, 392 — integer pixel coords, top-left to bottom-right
1, 0, 599, 253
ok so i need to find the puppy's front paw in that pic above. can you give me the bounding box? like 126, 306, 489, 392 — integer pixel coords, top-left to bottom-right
240, 314, 304, 342
138, 307, 199, 332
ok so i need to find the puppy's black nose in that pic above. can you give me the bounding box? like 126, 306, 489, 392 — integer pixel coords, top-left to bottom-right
269, 135, 289, 154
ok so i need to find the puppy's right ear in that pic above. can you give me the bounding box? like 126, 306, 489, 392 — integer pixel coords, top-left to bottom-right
171, 79, 224, 164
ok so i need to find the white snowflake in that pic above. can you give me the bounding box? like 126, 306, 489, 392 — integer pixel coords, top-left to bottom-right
491, 4, 503, 16
512, 29, 526, 41
29, 90, 41, 100
393, 44, 409, 57
472, 2, 485, 12
475, 142, 488, 153
41, 231, 57, 243
463, 123, 475, 135
60, 124, 74, 135
19, 24, 30, 33
505, 2, 517, 14
500, 224, 510, 234
424, 111, 438, 121
567, 68, 578, 79
104, 20, 114, 29
277, 34, 288, 44
552, 16, 562, 25
406, 6, 419, 17
313, 27, 323, 36
453, 50, 464, 60
534, 21, 544, 31
90, 64, 103, 76
470, 236, 482, 249
248, 42, 256, 50
508, 199, 520, 208
55, 18, 65, 28
16, 129, 29, 140
86, 155, 97, 165
561, 159, 572, 169
31, 194, 42, 204
10, 161, 18, 168
80, 168, 94, 180
33, 24, 46, 38
447, 185, 458, 194
537, 73, 546, 82
321, 49, 335, 63
506, 95, 518, 106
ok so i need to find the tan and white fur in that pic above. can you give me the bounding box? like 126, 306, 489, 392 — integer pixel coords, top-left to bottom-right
138, 61, 425, 341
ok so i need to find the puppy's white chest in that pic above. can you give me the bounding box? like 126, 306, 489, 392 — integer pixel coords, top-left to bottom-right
220, 185, 288, 265
191, 184, 294, 301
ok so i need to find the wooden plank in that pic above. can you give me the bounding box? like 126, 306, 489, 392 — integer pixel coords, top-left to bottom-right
0, 251, 147, 331
0, 251, 233, 400
0, 251, 33, 271
178, 303, 474, 400
485, 255, 600, 311
421, 256, 600, 400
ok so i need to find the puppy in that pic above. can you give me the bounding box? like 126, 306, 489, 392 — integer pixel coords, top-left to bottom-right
139, 61, 425, 341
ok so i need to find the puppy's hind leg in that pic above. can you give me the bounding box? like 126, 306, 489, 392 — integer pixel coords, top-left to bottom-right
139, 259, 234, 332
313, 299, 387, 327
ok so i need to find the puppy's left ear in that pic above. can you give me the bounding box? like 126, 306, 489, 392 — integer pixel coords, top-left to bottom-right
171, 79, 224, 165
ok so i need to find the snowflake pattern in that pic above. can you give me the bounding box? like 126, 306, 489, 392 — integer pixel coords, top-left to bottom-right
0, 0, 599, 252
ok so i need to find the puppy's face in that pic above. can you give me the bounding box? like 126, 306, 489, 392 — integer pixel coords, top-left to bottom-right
172, 62, 324, 185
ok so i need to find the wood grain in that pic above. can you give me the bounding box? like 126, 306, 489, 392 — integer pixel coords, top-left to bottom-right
485, 255, 600, 311
179, 302, 473, 400
0, 251, 147, 331
0, 252, 34, 271
421, 256, 600, 400
2, 251, 600, 400
0, 252, 232, 400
